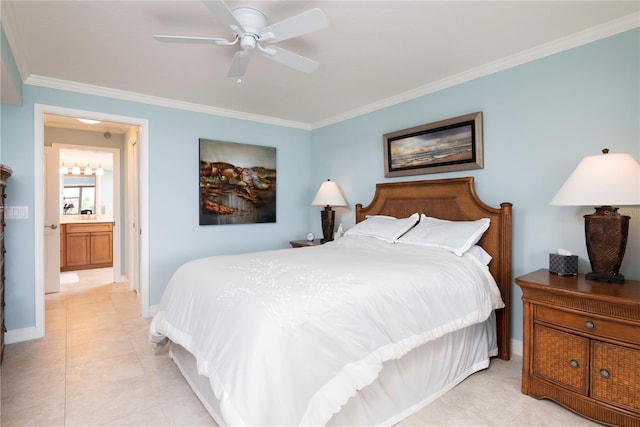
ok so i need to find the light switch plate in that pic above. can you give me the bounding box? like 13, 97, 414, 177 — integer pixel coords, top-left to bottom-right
5, 206, 29, 219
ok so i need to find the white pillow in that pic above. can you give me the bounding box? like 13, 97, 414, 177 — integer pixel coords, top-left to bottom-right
467, 245, 492, 266
344, 213, 419, 243
397, 215, 490, 256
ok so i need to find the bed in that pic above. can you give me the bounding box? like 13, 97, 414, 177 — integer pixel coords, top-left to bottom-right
150, 176, 512, 426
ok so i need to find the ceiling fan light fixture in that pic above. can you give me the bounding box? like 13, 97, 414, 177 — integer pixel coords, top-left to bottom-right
240, 34, 257, 50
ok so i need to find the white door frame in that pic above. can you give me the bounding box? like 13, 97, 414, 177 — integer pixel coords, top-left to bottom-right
33, 104, 150, 339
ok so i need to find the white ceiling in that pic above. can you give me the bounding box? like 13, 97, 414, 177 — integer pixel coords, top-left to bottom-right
2, 1, 639, 128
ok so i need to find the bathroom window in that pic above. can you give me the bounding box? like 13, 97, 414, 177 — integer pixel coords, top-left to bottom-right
63, 176, 96, 214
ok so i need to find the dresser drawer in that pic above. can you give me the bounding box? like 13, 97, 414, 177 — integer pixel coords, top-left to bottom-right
591, 341, 640, 413
533, 324, 589, 394
536, 305, 639, 345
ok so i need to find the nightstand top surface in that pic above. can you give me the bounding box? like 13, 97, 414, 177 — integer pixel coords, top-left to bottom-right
516, 269, 640, 303
289, 239, 324, 247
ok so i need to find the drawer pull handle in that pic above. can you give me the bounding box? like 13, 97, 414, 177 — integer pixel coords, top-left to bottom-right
600, 369, 610, 379
569, 359, 579, 369
585, 320, 595, 329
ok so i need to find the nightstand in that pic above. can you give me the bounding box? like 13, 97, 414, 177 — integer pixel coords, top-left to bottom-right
289, 239, 324, 248
515, 269, 640, 426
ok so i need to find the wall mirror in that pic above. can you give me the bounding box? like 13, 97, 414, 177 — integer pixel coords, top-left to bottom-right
63, 175, 96, 214
59, 147, 114, 217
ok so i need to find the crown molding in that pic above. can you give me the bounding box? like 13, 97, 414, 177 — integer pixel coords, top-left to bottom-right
310, 12, 640, 129
20, 12, 639, 131
23, 75, 312, 130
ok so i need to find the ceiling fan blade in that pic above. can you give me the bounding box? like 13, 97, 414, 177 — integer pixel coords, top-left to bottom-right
153, 35, 229, 44
261, 8, 328, 43
262, 46, 319, 74
228, 50, 252, 77
204, 0, 244, 35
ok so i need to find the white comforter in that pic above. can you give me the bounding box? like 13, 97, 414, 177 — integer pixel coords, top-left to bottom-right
149, 235, 504, 426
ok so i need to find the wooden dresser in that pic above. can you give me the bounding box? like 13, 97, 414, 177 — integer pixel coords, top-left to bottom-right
515, 269, 640, 426
0, 164, 12, 364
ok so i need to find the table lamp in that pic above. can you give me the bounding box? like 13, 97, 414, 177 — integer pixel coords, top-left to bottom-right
550, 149, 640, 283
312, 179, 346, 242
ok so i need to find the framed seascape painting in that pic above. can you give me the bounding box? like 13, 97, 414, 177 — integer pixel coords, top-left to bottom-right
383, 112, 483, 177
199, 139, 276, 225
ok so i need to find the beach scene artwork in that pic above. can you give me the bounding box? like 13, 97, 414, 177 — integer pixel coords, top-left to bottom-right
389, 124, 473, 170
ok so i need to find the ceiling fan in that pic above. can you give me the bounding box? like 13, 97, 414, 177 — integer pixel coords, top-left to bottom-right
153, 1, 329, 78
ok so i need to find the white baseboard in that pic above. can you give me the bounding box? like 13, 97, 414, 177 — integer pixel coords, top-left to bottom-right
147, 304, 159, 318
511, 338, 523, 357
5, 326, 43, 344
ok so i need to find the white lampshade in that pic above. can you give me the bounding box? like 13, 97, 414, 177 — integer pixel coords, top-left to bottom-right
95, 165, 105, 176
71, 164, 81, 175
550, 151, 640, 206
312, 180, 347, 207
84, 166, 93, 175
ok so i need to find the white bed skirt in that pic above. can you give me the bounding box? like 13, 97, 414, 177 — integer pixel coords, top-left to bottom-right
168, 313, 496, 426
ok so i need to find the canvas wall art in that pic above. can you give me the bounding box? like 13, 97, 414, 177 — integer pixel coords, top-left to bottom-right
199, 139, 276, 225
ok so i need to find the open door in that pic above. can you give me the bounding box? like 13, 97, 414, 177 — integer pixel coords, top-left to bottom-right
43, 146, 61, 293
126, 129, 140, 293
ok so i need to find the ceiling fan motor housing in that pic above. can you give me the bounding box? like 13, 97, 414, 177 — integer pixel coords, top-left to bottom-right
233, 7, 268, 50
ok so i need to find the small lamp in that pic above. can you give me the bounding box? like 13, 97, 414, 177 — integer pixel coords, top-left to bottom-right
312, 179, 347, 242
550, 149, 640, 283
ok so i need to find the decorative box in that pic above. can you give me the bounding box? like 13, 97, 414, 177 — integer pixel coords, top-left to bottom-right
549, 254, 578, 276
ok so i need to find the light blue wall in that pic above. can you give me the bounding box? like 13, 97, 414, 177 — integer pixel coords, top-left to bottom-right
1, 28, 638, 345
1, 85, 312, 330
310, 29, 640, 342
0, 25, 23, 108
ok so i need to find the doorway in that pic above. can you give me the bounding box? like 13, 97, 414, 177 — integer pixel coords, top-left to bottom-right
46, 143, 120, 294
33, 104, 150, 341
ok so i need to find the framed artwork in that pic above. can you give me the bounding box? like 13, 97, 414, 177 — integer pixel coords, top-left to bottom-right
199, 138, 276, 225
383, 112, 483, 177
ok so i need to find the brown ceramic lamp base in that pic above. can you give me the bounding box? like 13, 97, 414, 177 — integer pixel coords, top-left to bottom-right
584, 206, 629, 284
320, 206, 335, 243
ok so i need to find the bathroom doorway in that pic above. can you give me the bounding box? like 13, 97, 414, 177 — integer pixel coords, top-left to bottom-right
46, 142, 119, 294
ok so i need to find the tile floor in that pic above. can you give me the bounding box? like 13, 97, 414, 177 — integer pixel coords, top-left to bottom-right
1, 268, 602, 426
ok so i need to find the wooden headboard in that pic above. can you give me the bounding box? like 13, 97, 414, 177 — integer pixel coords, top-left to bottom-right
355, 177, 512, 360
